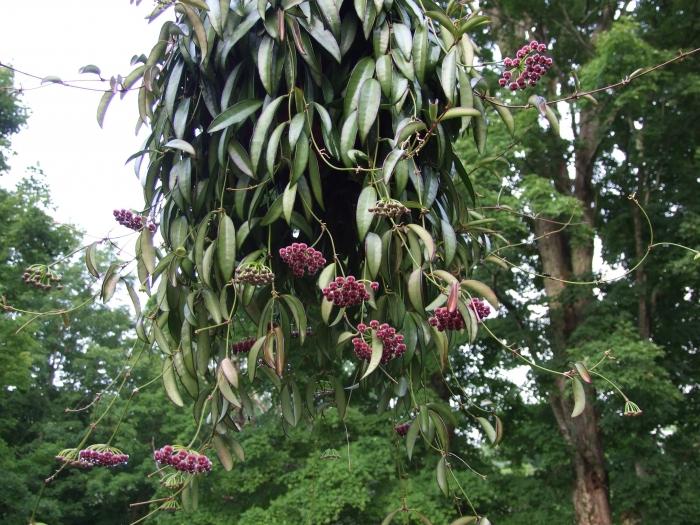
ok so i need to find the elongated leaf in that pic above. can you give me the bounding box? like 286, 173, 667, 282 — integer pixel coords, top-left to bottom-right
375, 55, 393, 98
333, 376, 347, 420
221, 357, 238, 388
358, 78, 381, 143
212, 435, 234, 471
318, 262, 336, 290
165, 139, 196, 156
442, 107, 481, 120
177, 3, 208, 61
382, 509, 401, 525
450, 517, 478, 525
251, 95, 286, 172
392, 23, 413, 58
316, 0, 341, 37
281, 294, 308, 345
425, 10, 457, 37
436, 456, 449, 496
96, 90, 115, 128
575, 362, 592, 383
571, 377, 586, 417
407, 267, 424, 312
163, 357, 184, 407
356, 185, 377, 241
217, 214, 236, 281
383, 148, 405, 185
361, 331, 384, 380
407, 224, 436, 260
406, 419, 419, 460
301, 16, 341, 62
344, 57, 375, 116
283, 183, 297, 224
460, 279, 499, 309
477, 417, 497, 444
101, 264, 120, 303
440, 47, 457, 103
492, 101, 515, 136
365, 232, 382, 279
413, 25, 428, 83
395, 120, 426, 145
441, 220, 457, 266
340, 110, 359, 167
208, 99, 262, 133
85, 242, 100, 278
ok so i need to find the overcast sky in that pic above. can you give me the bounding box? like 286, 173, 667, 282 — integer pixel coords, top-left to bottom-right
1, 2, 171, 240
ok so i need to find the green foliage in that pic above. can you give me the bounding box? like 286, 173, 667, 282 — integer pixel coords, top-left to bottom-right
0, 68, 26, 173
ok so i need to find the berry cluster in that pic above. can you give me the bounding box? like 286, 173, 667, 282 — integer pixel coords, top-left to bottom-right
113, 209, 157, 232
322, 276, 378, 307
498, 40, 553, 91
369, 199, 410, 219
78, 446, 129, 467
429, 307, 465, 331
154, 445, 212, 474
231, 337, 256, 354
22, 265, 63, 291
279, 243, 326, 277
468, 298, 491, 321
394, 422, 411, 436
353, 320, 406, 363
235, 264, 274, 285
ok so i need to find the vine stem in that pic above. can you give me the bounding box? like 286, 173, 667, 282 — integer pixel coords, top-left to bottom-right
475, 47, 700, 109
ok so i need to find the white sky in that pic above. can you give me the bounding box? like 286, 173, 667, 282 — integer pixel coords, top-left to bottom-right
1, 2, 171, 240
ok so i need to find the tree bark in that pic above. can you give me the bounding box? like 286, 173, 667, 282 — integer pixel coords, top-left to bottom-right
536, 100, 614, 525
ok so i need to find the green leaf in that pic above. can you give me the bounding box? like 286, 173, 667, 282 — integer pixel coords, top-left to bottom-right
96, 90, 115, 128
450, 517, 478, 525
202, 289, 223, 324
301, 16, 341, 63
356, 185, 377, 241
281, 294, 308, 345
217, 214, 236, 281
228, 140, 254, 177
460, 279, 499, 310
165, 139, 196, 157
344, 57, 375, 116
492, 100, 515, 136
413, 25, 429, 83
441, 107, 481, 120
257, 36, 276, 94
281, 384, 296, 426
163, 357, 184, 407
407, 267, 424, 313
208, 99, 262, 133
251, 95, 286, 172
282, 183, 297, 224
177, 3, 208, 61
407, 224, 436, 260
440, 47, 457, 104
392, 23, 413, 58
545, 105, 561, 137
436, 456, 449, 496
575, 362, 592, 383
212, 436, 234, 471
333, 376, 346, 420
425, 10, 457, 38
477, 416, 497, 444
441, 220, 457, 266
395, 120, 426, 145
315, 0, 341, 38
340, 110, 359, 167
365, 232, 382, 279
220, 357, 239, 388
382, 148, 405, 185
375, 55, 393, 98
358, 79, 381, 143
247, 336, 268, 382
318, 262, 336, 290
101, 263, 120, 303
266, 122, 287, 176
571, 377, 586, 418
406, 419, 419, 460
361, 331, 384, 380
382, 509, 401, 525
85, 242, 100, 278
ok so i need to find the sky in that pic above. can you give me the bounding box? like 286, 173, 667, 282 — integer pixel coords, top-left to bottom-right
0, 1, 171, 241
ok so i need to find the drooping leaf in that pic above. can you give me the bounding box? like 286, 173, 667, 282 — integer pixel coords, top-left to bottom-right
356, 185, 377, 241
208, 99, 263, 133
571, 377, 586, 418
357, 78, 381, 143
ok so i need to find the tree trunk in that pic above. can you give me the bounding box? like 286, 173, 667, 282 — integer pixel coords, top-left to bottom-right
536, 101, 614, 525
